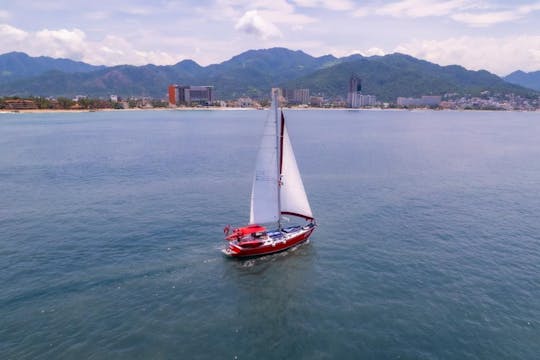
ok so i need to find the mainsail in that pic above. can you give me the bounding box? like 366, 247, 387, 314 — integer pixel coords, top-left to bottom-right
249, 96, 280, 224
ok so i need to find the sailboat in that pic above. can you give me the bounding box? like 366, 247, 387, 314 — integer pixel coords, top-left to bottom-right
223, 89, 316, 258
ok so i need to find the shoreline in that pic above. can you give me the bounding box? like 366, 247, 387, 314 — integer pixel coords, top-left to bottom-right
1, 107, 539, 114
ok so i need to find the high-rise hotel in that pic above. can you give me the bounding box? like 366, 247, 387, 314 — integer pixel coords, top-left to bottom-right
347, 74, 376, 108
168, 85, 214, 106
347, 74, 362, 107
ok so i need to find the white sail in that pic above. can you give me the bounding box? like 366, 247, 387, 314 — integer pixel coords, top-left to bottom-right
249, 96, 280, 224
280, 119, 313, 220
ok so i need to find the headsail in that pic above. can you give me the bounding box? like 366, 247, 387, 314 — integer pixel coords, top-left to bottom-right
249, 93, 280, 224
279, 112, 313, 220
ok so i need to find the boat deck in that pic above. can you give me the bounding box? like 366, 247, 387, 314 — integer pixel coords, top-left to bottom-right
223, 222, 316, 257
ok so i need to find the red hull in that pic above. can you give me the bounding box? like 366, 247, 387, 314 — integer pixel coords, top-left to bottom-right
224, 227, 314, 258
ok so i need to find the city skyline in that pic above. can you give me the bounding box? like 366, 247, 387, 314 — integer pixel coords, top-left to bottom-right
1, 1, 540, 75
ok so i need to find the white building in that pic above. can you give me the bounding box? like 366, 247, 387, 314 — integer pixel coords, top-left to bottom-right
237, 97, 254, 108
293, 89, 310, 105
351, 94, 377, 107
397, 95, 442, 107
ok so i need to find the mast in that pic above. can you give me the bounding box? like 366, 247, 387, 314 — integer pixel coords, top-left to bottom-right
273, 89, 282, 230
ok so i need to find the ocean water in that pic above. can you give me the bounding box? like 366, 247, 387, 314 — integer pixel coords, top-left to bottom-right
1, 109, 540, 359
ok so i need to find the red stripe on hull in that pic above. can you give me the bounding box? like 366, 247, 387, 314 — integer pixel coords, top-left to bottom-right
226, 228, 314, 258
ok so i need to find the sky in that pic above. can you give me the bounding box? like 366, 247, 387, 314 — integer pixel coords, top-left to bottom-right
1, 0, 540, 75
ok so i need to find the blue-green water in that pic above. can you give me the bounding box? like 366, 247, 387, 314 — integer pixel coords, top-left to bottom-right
1, 109, 540, 359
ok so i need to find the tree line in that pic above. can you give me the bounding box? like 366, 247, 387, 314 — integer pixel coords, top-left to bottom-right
0, 96, 169, 110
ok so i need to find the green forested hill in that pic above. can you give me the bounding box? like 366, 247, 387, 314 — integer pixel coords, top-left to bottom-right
284, 53, 534, 102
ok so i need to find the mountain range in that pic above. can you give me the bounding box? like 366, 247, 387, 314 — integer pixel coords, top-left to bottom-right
0, 52, 105, 80
0, 48, 538, 101
504, 70, 540, 91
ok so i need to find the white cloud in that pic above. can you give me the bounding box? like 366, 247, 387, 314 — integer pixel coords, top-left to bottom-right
201, 0, 315, 30
353, 8, 369, 17
135, 50, 179, 65
452, 2, 540, 26
520, 2, 540, 13
77, 34, 187, 66
352, 0, 478, 19
0, 24, 186, 66
292, 0, 355, 11
395, 35, 540, 75
35, 28, 87, 59
451, 11, 520, 26
362, 47, 386, 56
371, 0, 540, 27
235, 10, 283, 39
323, 46, 386, 59
36, 28, 86, 43
0, 23, 28, 41
376, 0, 473, 18
121, 6, 155, 16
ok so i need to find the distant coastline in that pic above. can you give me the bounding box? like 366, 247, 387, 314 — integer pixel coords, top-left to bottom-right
2, 49, 539, 111
2, 107, 539, 114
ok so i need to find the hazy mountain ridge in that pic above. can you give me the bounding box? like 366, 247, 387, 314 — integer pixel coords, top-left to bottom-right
0, 52, 105, 81
504, 70, 540, 91
0, 48, 537, 100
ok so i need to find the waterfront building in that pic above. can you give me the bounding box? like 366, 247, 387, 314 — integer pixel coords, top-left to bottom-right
3, 99, 37, 110
397, 95, 442, 107
282, 88, 294, 104
347, 74, 377, 107
237, 97, 254, 108
280, 88, 311, 105
310, 96, 324, 107
420, 96, 442, 106
347, 74, 362, 107
294, 89, 310, 105
168, 84, 214, 106
357, 94, 377, 107
168, 85, 178, 105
